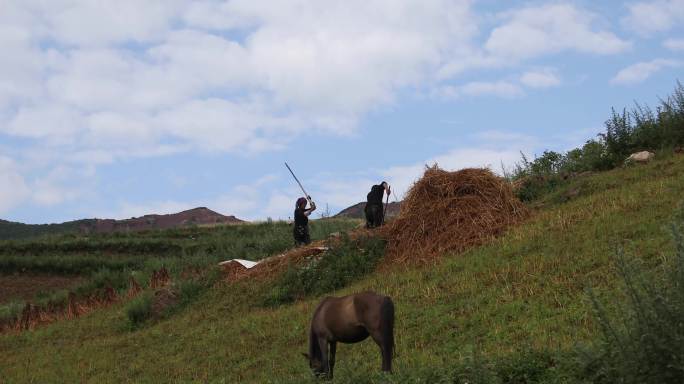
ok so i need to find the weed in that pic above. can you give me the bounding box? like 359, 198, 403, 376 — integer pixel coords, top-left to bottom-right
125, 291, 154, 327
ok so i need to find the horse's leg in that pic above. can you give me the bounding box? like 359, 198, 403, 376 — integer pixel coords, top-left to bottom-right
329, 341, 337, 379
369, 330, 392, 372
317, 337, 329, 378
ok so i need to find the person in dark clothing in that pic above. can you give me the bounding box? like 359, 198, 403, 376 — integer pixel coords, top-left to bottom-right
294, 196, 316, 246
365, 181, 390, 228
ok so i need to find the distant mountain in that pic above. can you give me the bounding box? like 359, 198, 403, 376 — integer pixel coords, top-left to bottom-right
80, 207, 243, 234
0, 207, 244, 240
334, 201, 402, 219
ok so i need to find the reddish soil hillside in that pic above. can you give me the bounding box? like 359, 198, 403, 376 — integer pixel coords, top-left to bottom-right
81, 207, 243, 234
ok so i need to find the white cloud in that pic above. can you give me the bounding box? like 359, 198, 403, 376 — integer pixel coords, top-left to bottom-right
520, 68, 561, 88
0, 0, 481, 162
0, 1, 634, 220
0, 156, 30, 214
435, 81, 524, 100
623, 0, 684, 35
30, 165, 90, 206
611, 59, 682, 85
664, 38, 684, 51
42, 0, 182, 46
486, 4, 630, 61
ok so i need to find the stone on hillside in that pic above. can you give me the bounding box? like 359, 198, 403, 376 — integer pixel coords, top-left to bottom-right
626, 151, 655, 164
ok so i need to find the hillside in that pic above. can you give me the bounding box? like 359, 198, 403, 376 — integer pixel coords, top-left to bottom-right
0, 207, 243, 240
1, 155, 683, 382
335, 201, 402, 219
80, 207, 243, 234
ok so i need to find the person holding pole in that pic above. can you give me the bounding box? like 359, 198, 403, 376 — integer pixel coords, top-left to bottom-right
284, 162, 317, 246
365, 181, 391, 228
293, 196, 316, 246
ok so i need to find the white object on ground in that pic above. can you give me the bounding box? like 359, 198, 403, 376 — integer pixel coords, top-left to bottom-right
218, 259, 260, 269
626, 151, 655, 163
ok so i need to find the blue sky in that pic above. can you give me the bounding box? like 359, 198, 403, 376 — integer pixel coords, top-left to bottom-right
0, 0, 683, 223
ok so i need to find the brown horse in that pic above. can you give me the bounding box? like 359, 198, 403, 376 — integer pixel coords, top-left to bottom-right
303, 291, 395, 379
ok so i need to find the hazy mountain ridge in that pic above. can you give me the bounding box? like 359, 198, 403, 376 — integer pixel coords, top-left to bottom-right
0, 207, 243, 240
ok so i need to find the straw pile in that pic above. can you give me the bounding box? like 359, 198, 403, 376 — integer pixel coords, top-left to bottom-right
384, 165, 528, 263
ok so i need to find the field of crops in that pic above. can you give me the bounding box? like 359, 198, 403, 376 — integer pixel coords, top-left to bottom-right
0, 219, 359, 327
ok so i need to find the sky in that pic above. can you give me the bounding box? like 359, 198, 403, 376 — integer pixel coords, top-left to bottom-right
0, 0, 683, 224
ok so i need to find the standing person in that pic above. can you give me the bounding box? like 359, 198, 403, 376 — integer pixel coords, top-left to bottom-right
294, 196, 316, 246
365, 181, 390, 228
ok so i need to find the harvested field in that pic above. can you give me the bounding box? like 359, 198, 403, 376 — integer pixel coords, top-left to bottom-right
384, 165, 529, 264
0, 274, 84, 304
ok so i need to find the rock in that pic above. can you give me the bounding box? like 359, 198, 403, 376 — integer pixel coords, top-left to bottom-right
626, 151, 655, 164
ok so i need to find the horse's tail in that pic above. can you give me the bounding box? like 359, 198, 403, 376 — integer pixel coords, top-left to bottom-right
381, 296, 395, 358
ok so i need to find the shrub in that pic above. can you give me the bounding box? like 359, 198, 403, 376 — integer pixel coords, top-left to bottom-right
125, 291, 154, 327
586, 209, 684, 383
261, 235, 386, 307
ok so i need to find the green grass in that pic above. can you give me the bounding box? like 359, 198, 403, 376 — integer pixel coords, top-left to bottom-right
1, 157, 684, 383
0, 219, 358, 328
0, 219, 360, 274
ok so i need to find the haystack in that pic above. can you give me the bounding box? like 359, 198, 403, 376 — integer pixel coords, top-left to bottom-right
384, 165, 528, 263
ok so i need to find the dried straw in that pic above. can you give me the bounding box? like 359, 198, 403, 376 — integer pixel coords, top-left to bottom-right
383, 165, 528, 264
223, 241, 329, 282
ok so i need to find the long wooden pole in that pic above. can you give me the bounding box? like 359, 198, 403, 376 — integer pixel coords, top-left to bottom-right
284, 162, 312, 202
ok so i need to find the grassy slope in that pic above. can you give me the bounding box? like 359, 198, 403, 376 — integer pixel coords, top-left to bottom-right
1, 156, 683, 383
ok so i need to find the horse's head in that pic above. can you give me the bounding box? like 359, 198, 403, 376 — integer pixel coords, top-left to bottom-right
301, 352, 325, 376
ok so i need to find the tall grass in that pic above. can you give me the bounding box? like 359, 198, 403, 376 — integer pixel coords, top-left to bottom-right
585, 209, 684, 383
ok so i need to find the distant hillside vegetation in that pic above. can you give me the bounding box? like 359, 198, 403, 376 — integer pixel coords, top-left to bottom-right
0, 207, 243, 240
334, 201, 401, 219
0, 219, 92, 241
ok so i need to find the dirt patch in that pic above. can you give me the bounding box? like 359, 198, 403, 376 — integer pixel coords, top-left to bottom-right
383, 166, 529, 264
0, 274, 84, 304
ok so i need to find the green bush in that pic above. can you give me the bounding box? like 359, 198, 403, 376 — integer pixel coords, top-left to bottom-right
586, 209, 684, 383
261, 235, 386, 307
125, 291, 154, 327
